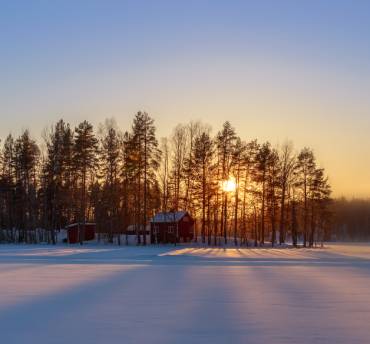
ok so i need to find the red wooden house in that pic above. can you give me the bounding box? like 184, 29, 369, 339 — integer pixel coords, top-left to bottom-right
66, 223, 95, 244
150, 211, 194, 244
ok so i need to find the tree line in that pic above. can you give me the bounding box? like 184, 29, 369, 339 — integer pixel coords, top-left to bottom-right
331, 198, 370, 241
0, 112, 332, 247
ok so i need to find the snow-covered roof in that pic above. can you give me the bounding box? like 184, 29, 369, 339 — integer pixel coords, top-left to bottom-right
65, 223, 96, 229
151, 211, 189, 223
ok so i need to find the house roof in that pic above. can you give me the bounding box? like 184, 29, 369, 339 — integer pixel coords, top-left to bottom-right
65, 223, 96, 228
150, 211, 189, 223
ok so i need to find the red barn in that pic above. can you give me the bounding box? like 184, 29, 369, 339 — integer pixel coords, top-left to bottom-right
66, 223, 95, 244
150, 211, 194, 244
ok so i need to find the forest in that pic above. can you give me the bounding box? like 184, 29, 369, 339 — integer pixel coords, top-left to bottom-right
0, 111, 366, 247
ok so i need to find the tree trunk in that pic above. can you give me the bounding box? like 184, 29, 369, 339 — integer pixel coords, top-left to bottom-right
260, 176, 266, 246
233, 165, 240, 246
224, 192, 228, 245
143, 127, 147, 246
80, 169, 86, 245
291, 200, 298, 247
279, 185, 286, 244
202, 162, 206, 244
309, 202, 315, 247
303, 179, 308, 247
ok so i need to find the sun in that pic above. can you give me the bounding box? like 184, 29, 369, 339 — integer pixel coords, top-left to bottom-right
221, 178, 236, 192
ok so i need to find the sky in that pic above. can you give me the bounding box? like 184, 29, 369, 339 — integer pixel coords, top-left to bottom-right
1, 0, 370, 198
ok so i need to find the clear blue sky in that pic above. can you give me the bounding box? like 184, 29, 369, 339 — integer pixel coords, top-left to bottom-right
1, 0, 370, 197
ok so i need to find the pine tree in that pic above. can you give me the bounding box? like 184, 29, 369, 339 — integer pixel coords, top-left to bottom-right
159, 138, 170, 212
120, 131, 136, 244
43, 120, 74, 243
73, 121, 98, 244
308, 167, 331, 246
100, 123, 122, 243
183, 122, 203, 214
253, 142, 273, 246
193, 131, 214, 244
131, 112, 160, 245
240, 140, 258, 245
0, 135, 15, 240
216, 121, 236, 244
170, 124, 187, 211
266, 148, 280, 247
295, 148, 316, 247
278, 142, 295, 244
13, 130, 40, 242
231, 138, 246, 246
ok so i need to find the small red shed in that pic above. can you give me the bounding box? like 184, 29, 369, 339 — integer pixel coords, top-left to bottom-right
66, 223, 95, 244
150, 211, 194, 244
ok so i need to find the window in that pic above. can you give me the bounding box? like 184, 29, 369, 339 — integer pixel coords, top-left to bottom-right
168, 225, 175, 234
153, 225, 159, 234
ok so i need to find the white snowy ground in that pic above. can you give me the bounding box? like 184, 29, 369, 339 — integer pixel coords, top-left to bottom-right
1, 244, 370, 343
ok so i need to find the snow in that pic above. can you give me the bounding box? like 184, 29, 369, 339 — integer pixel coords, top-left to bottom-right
1, 243, 370, 343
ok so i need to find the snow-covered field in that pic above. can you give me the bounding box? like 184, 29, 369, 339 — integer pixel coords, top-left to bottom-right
1, 243, 370, 343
